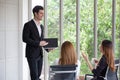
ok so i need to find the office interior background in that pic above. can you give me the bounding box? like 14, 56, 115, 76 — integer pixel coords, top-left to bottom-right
0, 0, 120, 80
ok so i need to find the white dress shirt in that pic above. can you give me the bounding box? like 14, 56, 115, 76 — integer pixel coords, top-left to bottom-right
33, 19, 41, 37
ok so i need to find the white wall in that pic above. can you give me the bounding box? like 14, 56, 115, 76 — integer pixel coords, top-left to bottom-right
0, 0, 23, 80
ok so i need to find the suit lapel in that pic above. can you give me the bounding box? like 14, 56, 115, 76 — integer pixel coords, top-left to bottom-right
40, 24, 44, 38
31, 20, 40, 37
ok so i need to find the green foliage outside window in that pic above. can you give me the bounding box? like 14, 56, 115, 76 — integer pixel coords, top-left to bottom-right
47, 0, 120, 76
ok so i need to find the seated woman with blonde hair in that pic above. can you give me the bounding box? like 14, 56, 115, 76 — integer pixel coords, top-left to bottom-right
80, 39, 116, 80
53, 41, 80, 80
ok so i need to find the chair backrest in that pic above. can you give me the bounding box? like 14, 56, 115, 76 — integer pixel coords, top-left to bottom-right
105, 59, 120, 80
49, 65, 77, 80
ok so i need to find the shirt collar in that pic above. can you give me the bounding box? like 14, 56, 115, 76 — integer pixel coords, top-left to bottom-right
33, 19, 41, 26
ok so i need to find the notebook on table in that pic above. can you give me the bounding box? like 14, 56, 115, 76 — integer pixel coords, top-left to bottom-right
43, 38, 58, 49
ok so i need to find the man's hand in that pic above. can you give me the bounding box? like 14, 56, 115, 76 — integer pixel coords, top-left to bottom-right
39, 41, 48, 46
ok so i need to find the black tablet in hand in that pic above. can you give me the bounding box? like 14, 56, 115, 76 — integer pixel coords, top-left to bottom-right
43, 38, 58, 49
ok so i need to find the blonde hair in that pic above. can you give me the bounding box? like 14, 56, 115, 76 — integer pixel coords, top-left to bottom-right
102, 40, 115, 72
59, 41, 77, 65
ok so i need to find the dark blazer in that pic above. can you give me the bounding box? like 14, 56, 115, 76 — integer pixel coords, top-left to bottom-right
92, 55, 108, 80
22, 19, 44, 58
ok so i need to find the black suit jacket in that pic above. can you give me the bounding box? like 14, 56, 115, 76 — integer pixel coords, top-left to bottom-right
92, 55, 108, 80
22, 19, 44, 58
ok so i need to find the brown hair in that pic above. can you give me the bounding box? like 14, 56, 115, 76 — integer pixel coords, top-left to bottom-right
59, 41, 77, 65
102, 40, 115, 72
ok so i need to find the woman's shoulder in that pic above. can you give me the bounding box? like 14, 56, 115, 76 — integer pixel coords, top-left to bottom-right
101, 55, 107, 61
98, 55, 107, 66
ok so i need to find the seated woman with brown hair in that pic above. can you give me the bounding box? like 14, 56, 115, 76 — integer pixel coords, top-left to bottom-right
80, 39, 116, 80
53, 41, 80, 80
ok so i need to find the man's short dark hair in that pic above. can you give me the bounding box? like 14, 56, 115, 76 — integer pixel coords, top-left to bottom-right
32, 5, 44, 15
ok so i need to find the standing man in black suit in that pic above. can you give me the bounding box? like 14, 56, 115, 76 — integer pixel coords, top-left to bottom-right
22, 5, 48, 80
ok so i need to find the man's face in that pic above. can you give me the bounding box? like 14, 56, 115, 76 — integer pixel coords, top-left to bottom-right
35, 10, 44, 21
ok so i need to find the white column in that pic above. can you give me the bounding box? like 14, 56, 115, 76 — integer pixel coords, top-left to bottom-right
112, 0, 116, 53
94, 0, 98, 58
76, 0, 80, 59
23, 0, 29, 80
28, 0, 32, 20
44, 0, 48, 37
18, 0, 24, 80
44, 0, 48, 80
59, 0, 64, 46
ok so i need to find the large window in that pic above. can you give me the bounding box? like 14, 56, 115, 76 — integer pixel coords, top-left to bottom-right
116, 0, 120, 59
79, 0, 94, 74
116, 0, 120, 78
97, 0, 112, 56
47, 0, 60, 64
63, 0, 76, 43
47, 0, 120, 76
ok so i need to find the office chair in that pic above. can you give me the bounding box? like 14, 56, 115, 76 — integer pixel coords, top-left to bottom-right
49, 65, 77, 80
